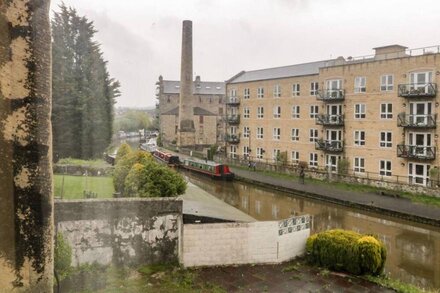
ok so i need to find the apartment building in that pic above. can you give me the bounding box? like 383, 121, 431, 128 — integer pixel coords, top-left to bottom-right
225, 45, 440, 186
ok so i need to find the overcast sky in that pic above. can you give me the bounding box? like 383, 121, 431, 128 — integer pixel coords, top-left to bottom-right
51, 0, 440, 108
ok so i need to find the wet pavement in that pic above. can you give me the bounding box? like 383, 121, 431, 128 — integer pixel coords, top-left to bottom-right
196, 260, 394, 293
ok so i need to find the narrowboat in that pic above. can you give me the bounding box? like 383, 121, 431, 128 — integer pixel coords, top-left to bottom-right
181, 158, 234, 181
153, 150, 180, 166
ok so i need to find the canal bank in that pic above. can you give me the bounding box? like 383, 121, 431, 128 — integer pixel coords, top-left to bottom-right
231, 167, 440, 227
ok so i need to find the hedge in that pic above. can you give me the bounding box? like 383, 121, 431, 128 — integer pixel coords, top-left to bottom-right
306, 229, 386, 275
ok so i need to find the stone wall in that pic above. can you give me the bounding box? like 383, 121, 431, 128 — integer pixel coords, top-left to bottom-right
55, 198, 182, 267
182, 215, 310, 267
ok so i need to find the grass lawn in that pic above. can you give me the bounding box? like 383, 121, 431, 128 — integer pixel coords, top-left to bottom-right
54, 174, 114, 199
57, 157, 111, 169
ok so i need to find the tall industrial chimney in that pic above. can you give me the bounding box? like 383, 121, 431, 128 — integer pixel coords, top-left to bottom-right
177, 20, 195, 147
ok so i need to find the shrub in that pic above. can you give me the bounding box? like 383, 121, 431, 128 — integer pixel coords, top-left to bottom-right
55, 233, 72, 280
112, 150, 152, 193
306, 229, 386, 275
115, 143, 132, 163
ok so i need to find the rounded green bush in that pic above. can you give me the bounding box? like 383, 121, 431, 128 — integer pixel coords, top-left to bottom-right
306, 229, 386, 275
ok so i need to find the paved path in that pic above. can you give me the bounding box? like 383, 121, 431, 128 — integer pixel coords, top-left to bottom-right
232, 168, 440, 226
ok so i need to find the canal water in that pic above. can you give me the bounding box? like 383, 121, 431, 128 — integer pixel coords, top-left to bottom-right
183, 171, 440, 290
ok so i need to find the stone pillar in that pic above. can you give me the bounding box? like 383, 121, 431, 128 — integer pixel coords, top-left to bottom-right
0, 0, 53, 291
177, 20, 195, 147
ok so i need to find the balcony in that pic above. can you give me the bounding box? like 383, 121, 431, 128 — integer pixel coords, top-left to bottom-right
398, 83, 437, 98
317, 89, 345, 102
315, 140, 344, 152
397, 144, 436, 160
397, 113, 437, 128
316, 114, 344, 126
225, 134, 240, 144
226, 97, 240, 106
227, 114, 240, 125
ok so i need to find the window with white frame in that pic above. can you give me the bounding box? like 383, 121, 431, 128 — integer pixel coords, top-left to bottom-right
291, 151, 299, 164
310, 82, 319, 95
273, 105, 281, 118
255, 200, 261, 214
310, 105, 319, 118
292, 83, 300, 96
273, 84, 281, 98
256, 127, 264, 139
354, 157, 365, 173
229, 145, 237, 159
309, 128, 318, 142
243, 126, 250, 138
230, 88, 237, 97
291, 105, 300, 119
257, 106, 264, 118
244, 88, 250, 99
354, 76, 366, 93
380, 131, 392, 148
380, 75, 394, 91
380, 103, 393, 119
291, 128, 299, 141
256, 147, 264, 159
230, 126, 237, 135
354, 103, 366, 119
309, 152, 318, 167
273, 149, 281, 161
243, 146, 250, 157
354, 130, 365, 146
380, 160, 392, 176
257, 87, 264, 98
273, 127, 281, 140
243, 107, 250, 118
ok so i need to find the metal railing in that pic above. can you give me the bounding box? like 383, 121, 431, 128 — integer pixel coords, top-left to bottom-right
316, 114, 344, 126
225, 134, 240, 144
315, 140, 344, 152
226, 97, 240, 106
316, 89, 345, 101
226, 114, 240, 124
397, 144, 436, 160
398, 83, 437, 98
346, 45, 440, 63
397, 113, 436, 128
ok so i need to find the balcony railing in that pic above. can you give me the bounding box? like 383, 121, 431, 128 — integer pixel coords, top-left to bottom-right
226, 97, 240, 106
317, 89, 345, 101
397, 144, 436, 160
225, 134, 240, 144
397, 113, 437, 128
227, 114, 240, 124
316, 114, 344, 126
398, 83, 437, 98
315, 140, 343, 152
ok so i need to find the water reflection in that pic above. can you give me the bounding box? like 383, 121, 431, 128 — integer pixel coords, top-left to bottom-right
184, 172, 440, 290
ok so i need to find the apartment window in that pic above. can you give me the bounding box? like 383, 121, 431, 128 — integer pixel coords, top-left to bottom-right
256, 147, 264, 159
256, 127, 264, 139
244, 88, 250, 99
243, 107, 250, 118
229, 145, 237, 159
380, 75, 394, 91
273, 149, 281, 162
309, 128, 318, 142
354, 76, 366, 93
243, 146, 250, 157
273, 127, 281, 140
243, 126, 250, 138
291, 105, 300, 119
354, 130, 365, 146
292, 83, 300, 96
291, 128, 299, 141
273, 105, 281, 118
309, 152, 318, 167
257, 106, 264, 118
354, 157, 365, 173
310, 82, 319, 95
310, 105, 319, 118
380, 160, 392, 176
230, 89, 237, 97
380, 131, 392, 148
291, 151, 299, 164
257, 87, 264, 98
273, 84, 281, 98
380, 103, 393, 119
354, 104, 366, 119
230, 126, 237, 135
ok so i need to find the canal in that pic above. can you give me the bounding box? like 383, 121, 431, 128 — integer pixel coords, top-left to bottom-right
183, 171, 440, 290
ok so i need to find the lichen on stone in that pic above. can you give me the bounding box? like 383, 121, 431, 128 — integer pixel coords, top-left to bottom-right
5, 0, 30, 27
2, 106, 30, 146
14, 166, 32, 189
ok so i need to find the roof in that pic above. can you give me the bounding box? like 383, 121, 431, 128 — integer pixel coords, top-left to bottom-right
161, 106, 216, 116
227, 59, 334, 84
162, 80, 225, 95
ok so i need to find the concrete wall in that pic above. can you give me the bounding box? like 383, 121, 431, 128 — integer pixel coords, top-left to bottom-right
182, 215, 310, 267
55, 198, 182, 267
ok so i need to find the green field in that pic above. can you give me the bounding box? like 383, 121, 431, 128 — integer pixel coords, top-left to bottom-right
54, 175, 115, 199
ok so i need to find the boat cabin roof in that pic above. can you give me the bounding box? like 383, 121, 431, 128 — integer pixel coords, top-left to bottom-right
184, 158, 222, 167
